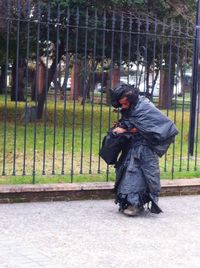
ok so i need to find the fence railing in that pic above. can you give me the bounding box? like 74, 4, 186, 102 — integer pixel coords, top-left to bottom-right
0, 1, 199, 184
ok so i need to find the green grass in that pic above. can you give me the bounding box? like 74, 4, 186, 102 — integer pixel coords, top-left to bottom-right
0, 94, 200, 184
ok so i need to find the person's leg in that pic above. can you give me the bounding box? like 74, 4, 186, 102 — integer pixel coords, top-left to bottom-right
140, 146, 160, 197
116, 147, 148, 216
140, 146, 162, 213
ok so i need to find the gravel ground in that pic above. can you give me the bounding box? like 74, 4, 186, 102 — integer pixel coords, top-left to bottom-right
0, 195, 200, 268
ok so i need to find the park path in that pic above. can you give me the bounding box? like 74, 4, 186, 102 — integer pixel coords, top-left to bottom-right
0, 195, 200, 268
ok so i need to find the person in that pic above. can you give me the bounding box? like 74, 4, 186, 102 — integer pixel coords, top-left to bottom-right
110, 83, 178, 216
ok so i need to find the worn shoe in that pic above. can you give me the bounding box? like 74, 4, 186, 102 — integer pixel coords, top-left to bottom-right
123, 205, 140, 216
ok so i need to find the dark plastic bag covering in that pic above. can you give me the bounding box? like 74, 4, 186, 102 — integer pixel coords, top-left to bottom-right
122, 97, 179, 157
115, 143, 162, 212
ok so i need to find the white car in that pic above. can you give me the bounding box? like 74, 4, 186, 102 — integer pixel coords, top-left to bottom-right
138, 79, 182, 97
120, 75, 182, 97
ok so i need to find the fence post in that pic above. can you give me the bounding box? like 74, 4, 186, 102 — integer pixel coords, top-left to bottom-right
189, 0, 200, 155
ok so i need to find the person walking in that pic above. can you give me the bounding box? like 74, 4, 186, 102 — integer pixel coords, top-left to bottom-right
108, 83, 178, 216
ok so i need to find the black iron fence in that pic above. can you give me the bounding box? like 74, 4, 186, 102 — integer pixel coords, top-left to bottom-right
0, 1, 199, 184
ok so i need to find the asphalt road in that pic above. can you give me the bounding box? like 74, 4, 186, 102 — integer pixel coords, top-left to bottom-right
0, 195, 200, 268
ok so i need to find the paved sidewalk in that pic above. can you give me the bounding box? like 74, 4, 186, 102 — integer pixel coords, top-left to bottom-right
0, 195, 200, 268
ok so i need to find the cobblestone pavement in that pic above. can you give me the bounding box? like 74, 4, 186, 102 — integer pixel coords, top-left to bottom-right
0, 195, 200, 268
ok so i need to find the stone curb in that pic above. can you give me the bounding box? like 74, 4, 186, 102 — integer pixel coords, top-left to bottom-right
0, 179, 200, 203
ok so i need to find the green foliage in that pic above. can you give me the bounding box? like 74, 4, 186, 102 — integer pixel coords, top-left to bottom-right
48, 0, 147, 8
0, 0, 196, 64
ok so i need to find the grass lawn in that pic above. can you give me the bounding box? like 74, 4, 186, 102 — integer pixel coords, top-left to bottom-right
0, 94, 200, 184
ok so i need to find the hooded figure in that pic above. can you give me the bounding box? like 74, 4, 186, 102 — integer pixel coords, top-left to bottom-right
106, 83, 178, 216
109, 83, 139, 108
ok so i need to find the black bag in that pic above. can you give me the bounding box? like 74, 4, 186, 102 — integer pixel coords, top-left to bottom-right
99, 131, 131, 165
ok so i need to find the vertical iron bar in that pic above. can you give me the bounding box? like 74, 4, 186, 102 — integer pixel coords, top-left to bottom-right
136, 17, 141, 87
71, 7, 79, 181
12, 0, 21, 176
106, 11, 116, 181
80, 8, 88, 174
171, 20, 181, 179
42, 2, 51, 175
189, 0, 200, 156
164, 18, 173, 175
195, 23, 200, 171
159, 17, 166, 82
159, 18, 167, 172
194, 78, 200, 171
167, 18, 174, 116
89, 9, 97, 174
52, 4, 60, 175
32, 0, 41, 183
187, 23, 200, 171
144, 16, 149, 95
116, 12, 124, 121
22, 0, 31, 176
97, 11, 106, 173
61, 8, 70, 175
187, 24, 196, 171
127, 14, 132, 84
151, 17, 158, 98
179, 21, 189, 172
119, 12, 124, 80
2, 0, 10, 176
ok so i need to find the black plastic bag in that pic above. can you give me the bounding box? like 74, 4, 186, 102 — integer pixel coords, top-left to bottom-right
99, 131, 131, 165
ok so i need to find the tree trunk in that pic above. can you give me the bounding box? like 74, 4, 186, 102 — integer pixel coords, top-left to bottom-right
37, 41, 65, 119
150, 68, 159, 99
146, 65, 150, 95
81, 59, 93, 104
111, 68, 120, 87
105, 67, 120, 105
70, 63, 82, 101
11, 59, 26, 101
169, 60, 175, 107
0, 64, 6, 94
159, 69, 169, 108
180, 66, 184, 95
158, 60, 175, 109
31, 60, 46, 101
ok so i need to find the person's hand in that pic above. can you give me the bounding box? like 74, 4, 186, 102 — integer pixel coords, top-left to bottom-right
112, 127, 127, 134
130, 127, 138, 134
112, 121, 118, 127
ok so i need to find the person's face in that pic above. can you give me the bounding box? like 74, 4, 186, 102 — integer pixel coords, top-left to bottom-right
119, 97, 130, 109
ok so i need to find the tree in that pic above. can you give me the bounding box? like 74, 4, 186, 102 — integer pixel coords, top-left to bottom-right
0, 0, 197, 113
